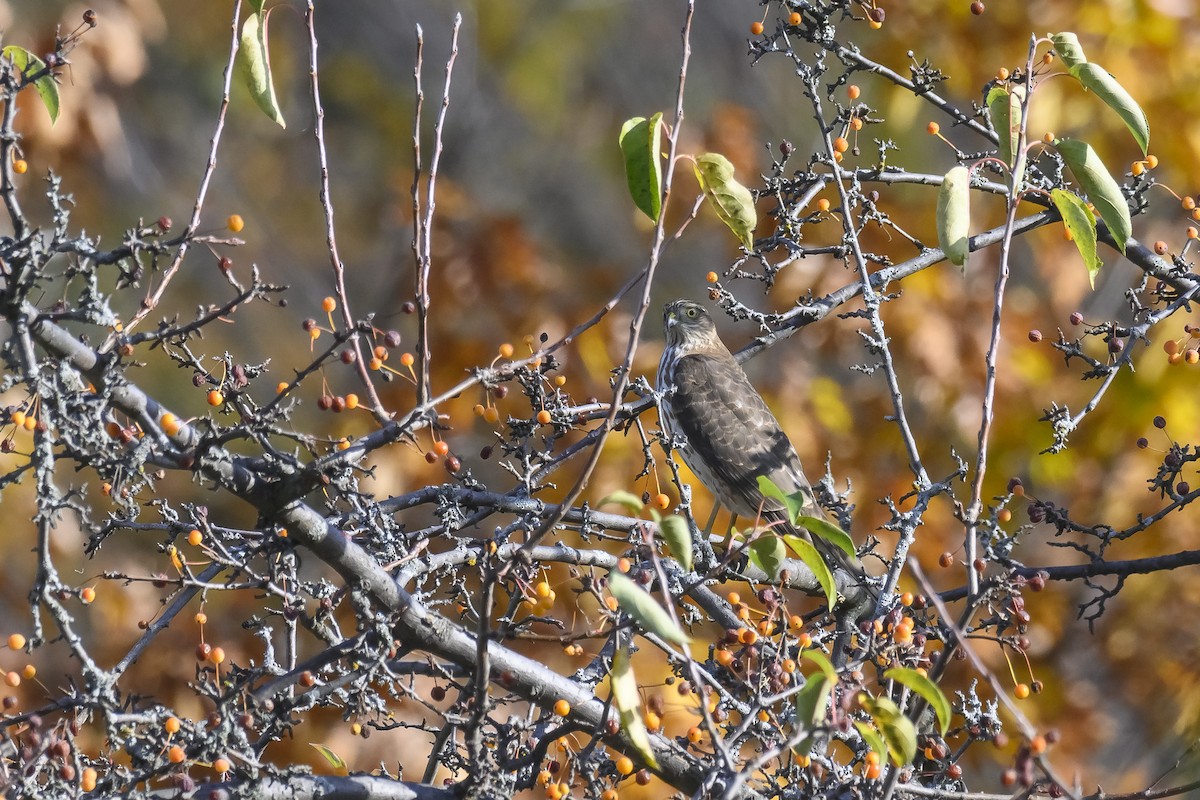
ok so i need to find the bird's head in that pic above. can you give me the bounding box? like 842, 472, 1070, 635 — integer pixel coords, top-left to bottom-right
663, 299, 719, 349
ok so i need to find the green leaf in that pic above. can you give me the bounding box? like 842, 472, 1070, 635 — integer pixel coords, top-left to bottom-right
985, 84, 1025, 175
781, 534, 837, 609
658, 514, 693, 572
1050, 188, 1102, 286
619, 113, 664, 223
854, 720, 889, 763
247, 0, 266, 11
936, 165, 971, 270
1053, 138, 1131, 252
1069, 63, 1149, 156
693, 153, 758, 248
748, 534, 786, 580
2, 46, 60, 124
885, 667, 952, 736
801, 649, 837, 683
309, 742, 347, 771
598, 490, 645, 515
796, 515, 857, 561
756, 475, 806, 523
861, 695, 918, 766
607, 571, 690, 646
792, 672, 832, 756
1051, 32, 1087, 69
610, 645, 660, 769
239, 11, 286, 127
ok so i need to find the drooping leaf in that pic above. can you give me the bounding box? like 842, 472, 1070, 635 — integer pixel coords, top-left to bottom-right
619, 113, 664, 223
985, 84, 1025, 177
607, 571, 690, 645
693, 153, 757, 248
2, 46, 59, 124
792, 671, 832, 756
1049, 188, 1102, 286
801, 649, 837, 683
239, 11, 286, 127
309, 743, 347, 771
1069, 63, 1149, 155
610, 645, 660, 769
936, 165, 971, 270
599, 490, 645, 516
658, 514, 693, 572
1051, 32, 1087, 69
1053, 138, 1131, 252
885, 667, 952, 736
781, 534, 837, 609
748, 534, 786, 580
861, 695, 918, 766
796, 515, 857, 561
854, 720, 889, 763
247, 0, 266, 11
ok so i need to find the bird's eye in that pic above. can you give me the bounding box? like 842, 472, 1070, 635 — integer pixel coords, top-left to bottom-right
685, 307, 697, 318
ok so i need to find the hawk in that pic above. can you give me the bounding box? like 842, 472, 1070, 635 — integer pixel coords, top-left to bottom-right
657, 299, 872, 601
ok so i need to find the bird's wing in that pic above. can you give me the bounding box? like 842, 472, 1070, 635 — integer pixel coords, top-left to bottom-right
668, 352, 815, 517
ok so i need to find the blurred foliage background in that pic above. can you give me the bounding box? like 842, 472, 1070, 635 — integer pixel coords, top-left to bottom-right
2, 0, 1199, 794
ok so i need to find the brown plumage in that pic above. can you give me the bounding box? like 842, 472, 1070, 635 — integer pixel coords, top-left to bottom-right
657, 299, 872, 598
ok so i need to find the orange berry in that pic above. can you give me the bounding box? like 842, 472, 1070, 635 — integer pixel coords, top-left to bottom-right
344, 393, 359, 410
209, 646, 226, 665
1146, 154, 1159, 169
483, 406, 500, 424
535, 580, 552, 599
1014, 683, 1031, 699
868, 18, 882, 29
167, 744, 186, 764
849, 117, 863, 131
652, 492, 670, 510
368, 357, 383, 371
336, 438, 351, 451
321, 296, 336, 313
187, 529, 203, 546
80, 586, 96, 604
400, 352, 415, 367
165, 716, 181, 734
1182, 196, 1197, 211
615, 755, 635, 776
998, 508, 1012, 523
865, 762, 882, 780
207, 389, 223, 407
160, 412, 182, 436
194, 612, 207, 625
276, 382, 289, 394
1186, 349, 1199, 365
1042, 132, 1055, 144
12, 159, 27, 175
498, 343, 515, 359
1154, 240, 1169, 255
226, 214, 244, 233
687, 726, 702, 743
726, 591, 741, 605
926, 121, 940, 135
433, 440, 450, 457
553, 698, 571, 716
788, 11, 801, 25
796, 632, 812, 648
996, 67, 1010, 81
536, 409, 552, 425
601, 790, 618, 800
213, 757, 230, 774
715, 648, 734, 666
4, 671, 19, 687
1131, 161, 1145, 176
553, 375, 566, 387
643, 710, 661, 732
1188, 227, 1198, 240
847, 84, 860, 100
82, 767, 98, 791
788, 614, 803, 629
750, 21, 764, 35
616, 557, 632, 573
832, 136, 849, 153
738, 628, 758, 646
705, 271, 718, 283
605, 595, 619, 612
899, 592, 914, 607
816, 198, 831, 212
7, 633, 25, 650
10, 409, 25, 427
373, 345, 387, 359
1193, 208, 1200, 221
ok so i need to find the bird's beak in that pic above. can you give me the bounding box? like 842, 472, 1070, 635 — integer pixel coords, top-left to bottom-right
665, 311, 677, 329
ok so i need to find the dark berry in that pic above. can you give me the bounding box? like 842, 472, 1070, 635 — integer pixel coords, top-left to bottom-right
1069, 311, 1083, 326
1153, 415, 1167, 429
970, 1, 984, 14
385, 330, 402, 348
1028, 330, 1042, 342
